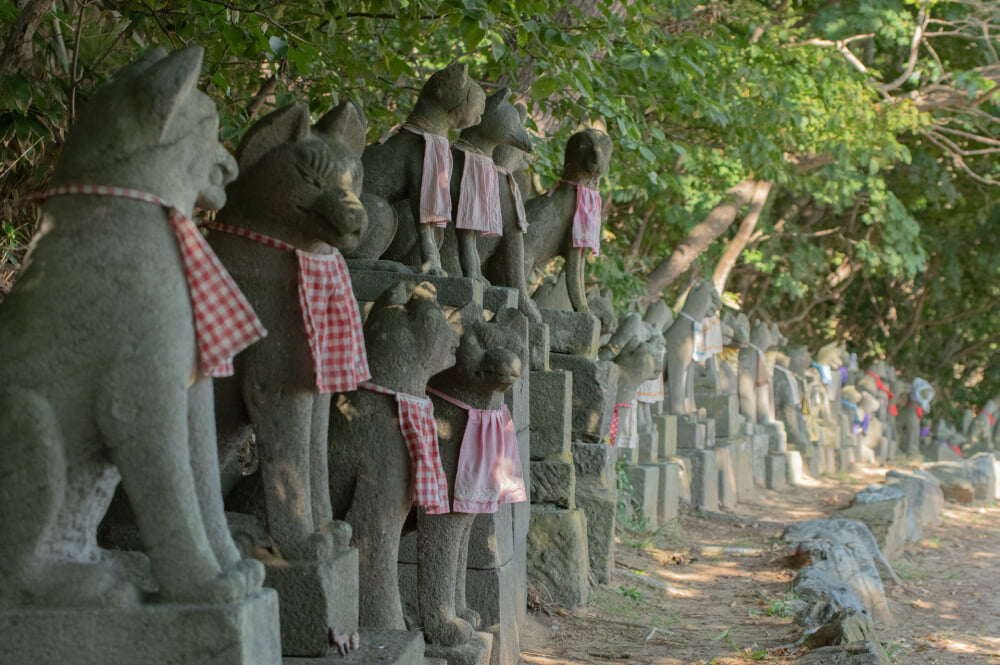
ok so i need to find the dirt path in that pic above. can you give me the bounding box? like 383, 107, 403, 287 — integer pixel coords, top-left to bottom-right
520, 464, 1000, 664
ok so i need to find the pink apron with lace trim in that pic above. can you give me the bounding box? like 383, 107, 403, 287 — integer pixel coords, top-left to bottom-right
359, 381, 449, 514
28, 185, 266, 377
455, 149, 503, 237
428, 387, 526, 513
204, 222, 370, 392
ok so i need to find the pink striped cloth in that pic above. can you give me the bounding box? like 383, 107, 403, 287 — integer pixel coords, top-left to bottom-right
428, 387, 526, 513
456, 149, 503, 237
360, 381, 449, 514
204, 222, 370, 392
570, 182, 602, 256
28, 184, 266, 377
405, 124, 452, 227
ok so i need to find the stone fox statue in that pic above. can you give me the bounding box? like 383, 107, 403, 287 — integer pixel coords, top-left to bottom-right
210, 101, 370, 560
328, 281, 459, 631
0, 47, 265, 606
418, 304, 528, 648
363, 61, 486, 274
522, 128, 613, 313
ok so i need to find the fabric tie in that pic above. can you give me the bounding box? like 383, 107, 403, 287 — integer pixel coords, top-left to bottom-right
775, 366, 801, 406
360, 382, 449, 514
989, 413, 995, 428
864, 370, 894, 400
561, 181, 602, 256
403, 124, 452, 227
636, 375, 664, 404
609, 402, 632, 446
27, 185, 266, 377
889, 404, 899, 417
920, 426, 931, 437
204, 222, 370, 392
839, 365, 849, 386
455, 147, 503, 237
910, 403, 924, 419
427, 387, 526, 513
497, 166, 528, 232
812, 362, 833, 386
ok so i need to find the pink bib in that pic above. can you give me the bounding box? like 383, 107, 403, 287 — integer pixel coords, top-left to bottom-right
29, 185, 266, 377
428, 388, 526, 513
403, 124, 452, 227
204, 222, 370, 392
570, 182, 602, 256
455, 149, 503, 237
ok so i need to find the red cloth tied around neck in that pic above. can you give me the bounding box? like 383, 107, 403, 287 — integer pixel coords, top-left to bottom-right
204, 222, 369, 392
910, 403, 924, 419
609, 402, 631, 446
989, 413, 995, 428
889, 404, 899, 417
360, 382, 449, 514
865, 370, 894, 400
29, 185, 266, 377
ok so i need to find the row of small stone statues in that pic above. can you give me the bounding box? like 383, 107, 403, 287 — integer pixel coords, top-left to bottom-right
0, 47, 616, 665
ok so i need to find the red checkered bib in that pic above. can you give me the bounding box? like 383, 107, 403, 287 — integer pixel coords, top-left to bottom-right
455, 147, 503, 237
360, 381, 449, 514
27, 185, 266, 377
204, 222, 370, 393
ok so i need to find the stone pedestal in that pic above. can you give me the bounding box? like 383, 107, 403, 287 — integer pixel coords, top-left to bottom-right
530, 454, 576, 508
732, 437, 754, 500
698, 393, 740, 438
677, 414, 706, 450
786, 449, 807, 486
652, 413, 678, 458
529, 371, 572, 459
763, 422, 787, 453
425, 632, 493, 665
715, 442, 738, 509
688, 448, 719, 511
750, 432, 769, 487
350, 270, 481, 307
658, 460, 681, 523
765, 453, 787, 491
284, 629, 424, 665
526, 506, 590, 608
672, 456, 692, 503
549, 354, 619, 443
528, 323, 550, 371
540, 309, 600, 358
623, 464, 660, 526
1, 590, 281, 665
264, 548, 358, 657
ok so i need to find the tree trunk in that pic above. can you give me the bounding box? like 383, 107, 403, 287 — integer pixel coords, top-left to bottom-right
641, 179, 758, 305
0, 0, 50, 76
711, 180, 772, 295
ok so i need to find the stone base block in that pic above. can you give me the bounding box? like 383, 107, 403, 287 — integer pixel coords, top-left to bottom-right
731, 437, 753, 501
425, 631, 493, 665
786, 449, 807, 486
284, 629, 424, 665
575, 487, 617, 584
751, 434, 769, 487
699, 393, 740, 438
351, 271, 481, 308
540, 309, 600, 358
528, 323, 550, 371
483, 286, 518, 314
616, 444, 638, 465
765, 453, 787, 491
689, 449, 719, 512
529, 371, 572, 459
623, 464, 660, 526
549, 354, 619, 443
265, 549, 359, 657
530, 455, 576, 508
763, 422, 787, 453
652, 414, 678, 458
573, 441, 616, 490
672, 457, 691, 503
1, 590, 281, 665
637, 429, 658, 464
465, 560, 520, 665
658, 461, 681, 524
715, 442, 738, 509
677, 416, 706, 450
526, 506, 590, 608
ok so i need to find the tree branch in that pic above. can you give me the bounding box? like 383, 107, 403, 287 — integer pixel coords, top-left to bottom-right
880, 0, 930, 93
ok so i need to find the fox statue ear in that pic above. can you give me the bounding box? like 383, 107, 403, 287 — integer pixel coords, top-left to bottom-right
132, 46, 203, 144
314, 101, 367, 158
235, 102, 312, 172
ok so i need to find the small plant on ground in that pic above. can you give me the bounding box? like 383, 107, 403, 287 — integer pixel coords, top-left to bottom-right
616, 585, 644, 601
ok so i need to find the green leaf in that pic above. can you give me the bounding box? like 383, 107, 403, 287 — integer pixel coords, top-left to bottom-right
531, 75, 558, 99
709, 628, 730, 642
0, 1, 19, 24
460, 16, 486, 51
